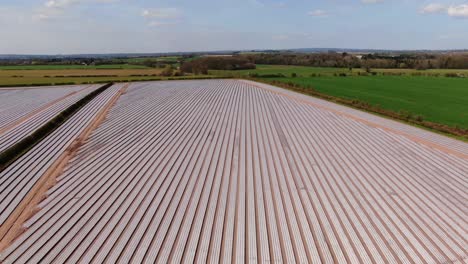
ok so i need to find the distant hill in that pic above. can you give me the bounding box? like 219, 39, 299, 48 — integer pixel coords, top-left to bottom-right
1, 48, 467, 60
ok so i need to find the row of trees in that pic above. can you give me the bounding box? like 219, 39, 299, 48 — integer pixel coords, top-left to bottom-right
3, 52, 468, 70
139, 59, 179, 68
0, 57, 180, 68
240, 52, 468, 69
180, 57, 256, 74
242, 53, 361, 68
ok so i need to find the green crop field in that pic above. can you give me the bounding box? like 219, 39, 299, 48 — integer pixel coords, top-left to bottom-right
212, 65, 352, 76
269, 76, 468, 129
0, 66, 219, 88
0, 68, 165, 86
211, 64, 468, 77
212, 65, 468, 129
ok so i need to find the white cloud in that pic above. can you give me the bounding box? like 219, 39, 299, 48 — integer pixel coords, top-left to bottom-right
36, 0, 79, 20
141, 8, 181, 19
45, 0, 75, 8
44, 0, 113, 9
37, 0, 117, 20
35, 9, 61, 20
447, 4, 468, 18
361, 0, 384, 4
420, 3, 468, 18
420, 3, 447, 14
141, 8, 182, 28
308, 9, 328, 17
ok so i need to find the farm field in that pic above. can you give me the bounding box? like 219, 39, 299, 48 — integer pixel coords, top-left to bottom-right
0, 80, 466, 263
212, 65, 468, 130
0, 84, 99, 153
0, 64, 150, 70
0, 56, 184, 71
266, 76, 468, 128
0, 68, 168, 86
0, 84, 124, 241
124, 56, 182, 63
212, 64, 468, 77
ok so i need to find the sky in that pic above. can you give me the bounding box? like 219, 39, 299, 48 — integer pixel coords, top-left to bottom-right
0, 0, 467, 54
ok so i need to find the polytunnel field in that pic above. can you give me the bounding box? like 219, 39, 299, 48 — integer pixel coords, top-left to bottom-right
0, 85, 99, 153
0, 80, 467, 263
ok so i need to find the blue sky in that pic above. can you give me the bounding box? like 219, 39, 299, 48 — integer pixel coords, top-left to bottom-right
0, 0, 467, 54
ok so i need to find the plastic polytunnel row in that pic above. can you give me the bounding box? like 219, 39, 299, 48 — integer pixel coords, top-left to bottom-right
0, 80, 467, 264
0, 83, 126, 251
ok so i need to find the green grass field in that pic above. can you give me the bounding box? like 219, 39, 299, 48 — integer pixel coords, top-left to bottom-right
212, 65, 468, 129
270, 76, 467, 128
211, 65, 352, 77
211, 64, 468, 77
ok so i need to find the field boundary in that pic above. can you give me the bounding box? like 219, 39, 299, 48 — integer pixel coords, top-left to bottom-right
0, 76, 232, 88
242, 79, 468, 159
243, 78, 468, 141
0, 83, 127, 252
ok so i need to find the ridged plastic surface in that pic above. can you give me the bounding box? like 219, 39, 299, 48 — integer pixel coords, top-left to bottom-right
0, 80, 466, 263
0, 85, 100, 153
0, 84, 123, 226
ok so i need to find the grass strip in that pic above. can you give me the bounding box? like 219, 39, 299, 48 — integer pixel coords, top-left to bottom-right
0, 83, 114, 172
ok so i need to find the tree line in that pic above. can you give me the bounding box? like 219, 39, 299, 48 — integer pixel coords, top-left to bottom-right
180, 57, 256, 74
0, 57, 180, 68
238, 52, 468, 69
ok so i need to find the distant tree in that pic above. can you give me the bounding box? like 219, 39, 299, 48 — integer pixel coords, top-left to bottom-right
161, 65, 174, 77
142, 59, 159, 68
180, 56, 255, 75
241, 52, 468, 70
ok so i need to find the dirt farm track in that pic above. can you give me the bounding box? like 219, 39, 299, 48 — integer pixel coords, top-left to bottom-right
0, 80, 467, 263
